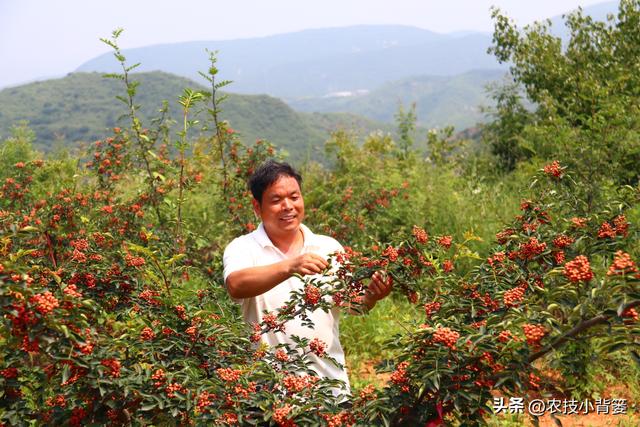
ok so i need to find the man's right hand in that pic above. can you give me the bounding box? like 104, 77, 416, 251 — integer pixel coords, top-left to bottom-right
226, 253, 330, 299
287, 253, 329, 276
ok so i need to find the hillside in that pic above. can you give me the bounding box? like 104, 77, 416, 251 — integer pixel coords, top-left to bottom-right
75, 1, 620, 101
0, 72, 393, 161
289, 69, 505, 130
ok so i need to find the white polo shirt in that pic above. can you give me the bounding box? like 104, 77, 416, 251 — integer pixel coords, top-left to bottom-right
223, 223, 350, 394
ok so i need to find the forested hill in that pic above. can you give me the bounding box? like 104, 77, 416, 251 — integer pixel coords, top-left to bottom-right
289, 69, 505, 130
0, 72, 392, 161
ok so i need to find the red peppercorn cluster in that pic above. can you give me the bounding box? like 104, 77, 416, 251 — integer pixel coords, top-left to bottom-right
382, 245, 399, 262
543, 160, 563, 178
503, 284, 526, 307
487, 251, 506, 267
359, 384, 376, 400
322, 411, 354, 427
151, 369, 166, 388
570, 217, 588, 228
523, 324, 546, 346
70, 407, 87, 426
137, 289, 161, 306
216, 368, 242, 382
0, 367, 18, 379
412, 225, 428, 244
196, 391, 214, 413
173, 304, 187, 320
563, 255, 594, 283
165, 382, 187, 398
125, 254, 146, 267
424, 301, 441, 317
553, 250, 566, 265
471, 320, 487, 329
528, 373, 541, 389
63, 284, 83, 298
613, 214, 629, 236
479, 351, 497, 369
71, 248, 87, 263
552, 234, 574, 248
100, 358, 121, 378
46, 395, 66, 407
140, 326, 156, 341
622, 308, 639, 321
70, 238, 90, 251
309, 338, 327, 357
515, 237, 547, 261
598, 222, 617, 239
250, 323, 262, 343
272, 404, 295, 427
485, 293, 501, 312
442, 259, 454, 273
275, 349, 289, 362
520, 219, 537, 233
390, 361, 410, 393
77, 339, 95, 355
217, 413, 239, 425
607, 251, 638, 276
30, 291, 59, 315
262, 312, 285, 332
185, 325, 198, 341
437, 235, 453, 249
432, 327, 460, 350
304, 285, 321, 306
230, 382, 257, 402
496, 228, 514, 244
60, 362, 88, 386
282, 374, 318, 393
497, 330, 516, 343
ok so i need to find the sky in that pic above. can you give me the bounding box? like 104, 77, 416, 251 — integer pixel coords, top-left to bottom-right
0, 0, 612, 89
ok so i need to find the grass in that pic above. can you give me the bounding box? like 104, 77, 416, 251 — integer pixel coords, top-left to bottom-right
340, 296, 420, 389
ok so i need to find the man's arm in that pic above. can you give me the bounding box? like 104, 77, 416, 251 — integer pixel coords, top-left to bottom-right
226, 253, 329, 299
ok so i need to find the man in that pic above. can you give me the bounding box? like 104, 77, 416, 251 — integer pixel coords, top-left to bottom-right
223, 160, 392, 396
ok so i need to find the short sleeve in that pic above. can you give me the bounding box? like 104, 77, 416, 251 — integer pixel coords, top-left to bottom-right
222, 237, 254, 282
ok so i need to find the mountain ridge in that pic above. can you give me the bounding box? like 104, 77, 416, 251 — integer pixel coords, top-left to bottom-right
0, 71, 393, 162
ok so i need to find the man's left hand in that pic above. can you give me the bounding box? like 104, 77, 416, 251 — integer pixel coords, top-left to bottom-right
364, 270, 393, 310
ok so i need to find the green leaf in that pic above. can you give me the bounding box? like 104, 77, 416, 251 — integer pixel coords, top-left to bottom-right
630, 350, 640, 369
61, 364, 71, 385
140, 403, 157, 411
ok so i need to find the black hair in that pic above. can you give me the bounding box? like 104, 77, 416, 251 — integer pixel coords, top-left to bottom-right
248, 160, 302, 203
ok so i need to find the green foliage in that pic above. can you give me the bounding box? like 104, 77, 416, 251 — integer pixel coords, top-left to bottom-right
0, 123, 37, 175
488, 0, 640, 192
426, 126, 466, 167
394, 103, 417, 160
481, 81, 533, 172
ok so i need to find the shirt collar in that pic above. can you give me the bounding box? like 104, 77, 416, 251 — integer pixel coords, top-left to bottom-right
253, 222, 320, 249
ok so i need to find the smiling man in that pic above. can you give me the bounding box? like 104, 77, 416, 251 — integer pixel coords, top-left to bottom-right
223, 159, 392, 397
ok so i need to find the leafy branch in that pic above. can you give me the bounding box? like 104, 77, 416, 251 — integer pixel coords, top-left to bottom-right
199, 50, 232, 195
100, 29, 164, 226
175, 88, 206, 248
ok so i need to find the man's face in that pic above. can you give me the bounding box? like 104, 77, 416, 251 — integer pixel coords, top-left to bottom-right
253, 175, 304, 236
